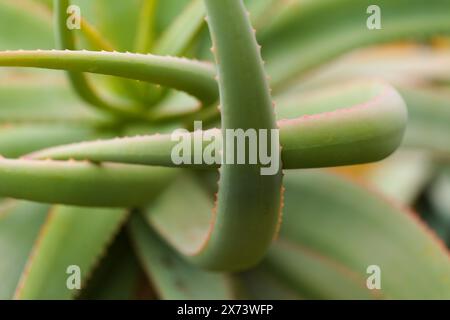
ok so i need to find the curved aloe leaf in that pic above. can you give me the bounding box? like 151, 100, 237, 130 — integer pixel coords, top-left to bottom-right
364, 150, 434, 205
0, 201, 49, 299
129, 214, 236, 300
431, 169, 450, 224
0, 50, 218, 106
0, 158, 178, 207
31, 81, 407, 170
280, 170, 450, 299
14, 205, 127, 299
260, 0, 450, 89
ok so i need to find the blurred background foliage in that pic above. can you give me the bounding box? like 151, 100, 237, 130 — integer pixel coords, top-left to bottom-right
0, 0, 449, 299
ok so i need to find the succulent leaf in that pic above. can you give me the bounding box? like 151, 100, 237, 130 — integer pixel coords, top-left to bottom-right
279, 170, 450, 299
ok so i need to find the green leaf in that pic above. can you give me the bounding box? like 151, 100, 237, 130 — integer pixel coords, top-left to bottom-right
280, 170, 450, 299
244, 0, 284, 31
400, 87, 450, 157
0, 124, 105, 158
15, 205, 128, 299
0, 201, 50, 299
260, 0, 450, 90
31, 80, 407, 170
0, 50, 218, 106
129, 214, 236, 300
276, 80, 407, 169
430, 168, 450, 224
0, 158, 178, 207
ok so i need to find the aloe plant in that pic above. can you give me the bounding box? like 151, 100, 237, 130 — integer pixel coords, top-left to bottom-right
0, 0, 449, 300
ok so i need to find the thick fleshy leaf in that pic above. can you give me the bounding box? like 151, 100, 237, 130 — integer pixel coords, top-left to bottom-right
278, 83, 450, 158
0, 50, 218, 106
260, 0, 450, 89
14, 205, 128, 299
0, 201, 50, 299
280, 170, 450, 299
128, 214, 236, 300
276, 81, 407, 169
0, 124, 105, 158
32, 81, 407, 170
0, 158, 178, 207
135, 0, 207, 105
